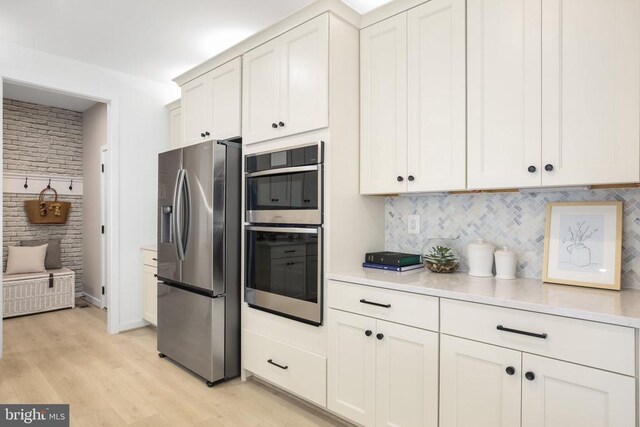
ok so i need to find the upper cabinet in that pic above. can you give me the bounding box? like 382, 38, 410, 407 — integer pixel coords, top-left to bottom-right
242, 14, 329, 145
181, 57, 241, 147
468, 0, 640, 189
168, 103, 182, 150
360, 0, 466, 195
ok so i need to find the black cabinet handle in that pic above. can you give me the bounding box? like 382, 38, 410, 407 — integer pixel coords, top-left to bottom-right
152, 258, 158, 261
200, 132, 206, 138
272, 123, 278, 129
528, 165, 537, 173
544, 164, 554, 172
278, 121, 285, 127
284, 250, 296, 253
153, 274, 158, 278
365, 330, 372, 337
397, 176, 404, 182
505, 366, 515, 376
360, 299, 391, 308
497, 325, 548, 339
525, 371, 535, 381
205, 131, 210, 136
408, 175, 415, 181
304, 199, 311, 203
267, 359, 288, 370
376, 333, 384, 340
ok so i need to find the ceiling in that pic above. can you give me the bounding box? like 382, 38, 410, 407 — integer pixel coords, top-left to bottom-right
3, 81, 98, 112
0, 0, 392, 84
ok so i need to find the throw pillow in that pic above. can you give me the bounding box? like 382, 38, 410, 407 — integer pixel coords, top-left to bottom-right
5, 244, 48, 275
21, 239, 62, 269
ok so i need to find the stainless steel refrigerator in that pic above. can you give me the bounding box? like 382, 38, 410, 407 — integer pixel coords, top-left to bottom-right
156, 138, 241, 387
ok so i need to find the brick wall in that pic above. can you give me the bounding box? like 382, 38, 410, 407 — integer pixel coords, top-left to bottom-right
3, 99, 84, 292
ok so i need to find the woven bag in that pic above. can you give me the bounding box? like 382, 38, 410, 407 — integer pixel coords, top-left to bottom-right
24, 187, 71, 225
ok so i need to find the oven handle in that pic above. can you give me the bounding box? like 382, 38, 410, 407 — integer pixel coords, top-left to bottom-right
245, 164, 319, 178
246, 225, 320, 234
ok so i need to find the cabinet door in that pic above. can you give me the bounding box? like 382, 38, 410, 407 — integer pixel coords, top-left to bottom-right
169, 107, 182, 149
467, 0, 542, 189
407, 0, 466, 192
541, 0, 640, 186
209, 57, 242, 141
360, 14, 408, 194
142, 264, 157, 326
279, 14, 329, 139
440, 335, 521, 427
328, 310, 376, 426
181, 76, 211, 147
376, 320, 438, 427
522, 354, 636, 427
242, 39, 281, 144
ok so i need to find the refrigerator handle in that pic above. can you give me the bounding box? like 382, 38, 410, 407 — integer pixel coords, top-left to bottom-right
174, 169, 186, 261
182, 170, 191, 259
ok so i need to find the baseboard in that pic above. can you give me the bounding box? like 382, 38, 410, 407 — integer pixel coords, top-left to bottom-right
78, 292, 102, 307
119, 319, 149, 332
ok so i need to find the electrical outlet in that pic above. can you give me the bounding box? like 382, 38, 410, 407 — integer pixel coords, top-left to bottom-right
408, 215, 420, 235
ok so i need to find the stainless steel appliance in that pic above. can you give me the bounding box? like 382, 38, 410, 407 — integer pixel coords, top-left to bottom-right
245, 142, 322, 225
244, 143, 323, 325
157, 138, 241, 387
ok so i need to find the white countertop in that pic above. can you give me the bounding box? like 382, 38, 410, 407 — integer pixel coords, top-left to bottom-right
328, 268, 640, 328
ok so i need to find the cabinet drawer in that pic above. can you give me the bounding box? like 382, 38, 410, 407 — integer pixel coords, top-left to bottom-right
328, 280, 438, 331
270, 244, 306, 260
142, 249, 157, 268
242, 329, 326, 407
441, 299, 635, 376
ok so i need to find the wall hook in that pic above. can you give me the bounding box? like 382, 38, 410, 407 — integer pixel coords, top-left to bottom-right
69, 179, 73, 191
47, 179, 51, 190
24, 177, 28, 189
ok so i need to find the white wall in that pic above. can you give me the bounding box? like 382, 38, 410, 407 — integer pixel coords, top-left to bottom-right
82, 102, 107, 302
0, 40, 179, 334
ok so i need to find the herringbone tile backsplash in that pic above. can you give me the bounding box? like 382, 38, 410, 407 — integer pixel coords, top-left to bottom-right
385, 189, 640, 289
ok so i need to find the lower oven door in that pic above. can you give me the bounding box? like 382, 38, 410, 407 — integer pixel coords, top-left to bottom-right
245, 225, 322, 325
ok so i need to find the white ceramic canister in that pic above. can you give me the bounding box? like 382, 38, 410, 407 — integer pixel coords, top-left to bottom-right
494, 246, 517, 280
467, 239, 495, 277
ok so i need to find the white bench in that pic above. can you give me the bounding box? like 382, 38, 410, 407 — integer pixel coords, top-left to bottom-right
3, 268, 75, 318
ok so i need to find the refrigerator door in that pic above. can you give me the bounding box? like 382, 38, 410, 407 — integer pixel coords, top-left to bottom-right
157, 282, 225, 382
158, 148, 183, 283
182, 141, 226, 295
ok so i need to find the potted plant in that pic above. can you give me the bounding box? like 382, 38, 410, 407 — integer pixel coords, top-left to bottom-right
423, 244, 459, 273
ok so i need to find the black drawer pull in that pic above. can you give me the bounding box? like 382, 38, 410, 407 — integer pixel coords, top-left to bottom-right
152, 258, 158, 261
497, 325, 548, 339
360, 299, 391, 308
284, 250, 296, 253
267, 359, 288, 370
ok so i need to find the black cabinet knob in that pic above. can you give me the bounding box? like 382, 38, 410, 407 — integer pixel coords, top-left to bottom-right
544, 164, 554, 172
525, 371, 535, 381
200, 132, 206, 138
376, 333, 384, 340
205, 131, 210, 136
408, 175, 415, 182
528, 165, 536, 173
365, 330, 372, 337
271, 123, 278, 129
278, 121, 285, 127
505, 366, 515, 376
397, 176, 404, 182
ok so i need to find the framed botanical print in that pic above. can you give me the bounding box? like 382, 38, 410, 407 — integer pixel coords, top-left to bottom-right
543, 201, 623, 290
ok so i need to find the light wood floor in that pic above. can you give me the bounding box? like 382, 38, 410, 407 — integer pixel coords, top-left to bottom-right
0, 303, 345, 426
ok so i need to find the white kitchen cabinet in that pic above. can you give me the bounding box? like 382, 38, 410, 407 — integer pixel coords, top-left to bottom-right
522, 353, 636, 427
361, 0, 465, 195
141, 248, 157, 326
328, 309, 438, 427
440, 335, 522, 427
541, 0, 640, 186
242, 14, 328, 144
181, 57, 241, 147
467, 0, 542, 189
169, 104, 182, 149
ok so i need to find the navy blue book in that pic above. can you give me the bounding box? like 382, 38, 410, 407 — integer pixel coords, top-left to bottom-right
362, 262, 423, 272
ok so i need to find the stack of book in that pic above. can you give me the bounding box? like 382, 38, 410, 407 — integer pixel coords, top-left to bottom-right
363, 251, 423, 272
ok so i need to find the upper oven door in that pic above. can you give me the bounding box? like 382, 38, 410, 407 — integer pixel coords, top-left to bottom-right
246, 165, 322, 225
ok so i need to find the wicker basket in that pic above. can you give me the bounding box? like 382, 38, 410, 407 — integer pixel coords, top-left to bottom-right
24, 187, 71, 225
3, 268, 75, 318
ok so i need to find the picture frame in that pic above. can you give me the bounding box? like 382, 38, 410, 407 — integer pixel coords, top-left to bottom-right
542, 201, 623, 290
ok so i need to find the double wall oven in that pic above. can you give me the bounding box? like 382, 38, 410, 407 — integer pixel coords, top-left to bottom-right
244, 142, 323, 325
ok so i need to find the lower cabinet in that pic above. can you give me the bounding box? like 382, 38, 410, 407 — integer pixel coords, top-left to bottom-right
141, 248, 157, 326
328, 309, 438, 427
440, 334, 636, 427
